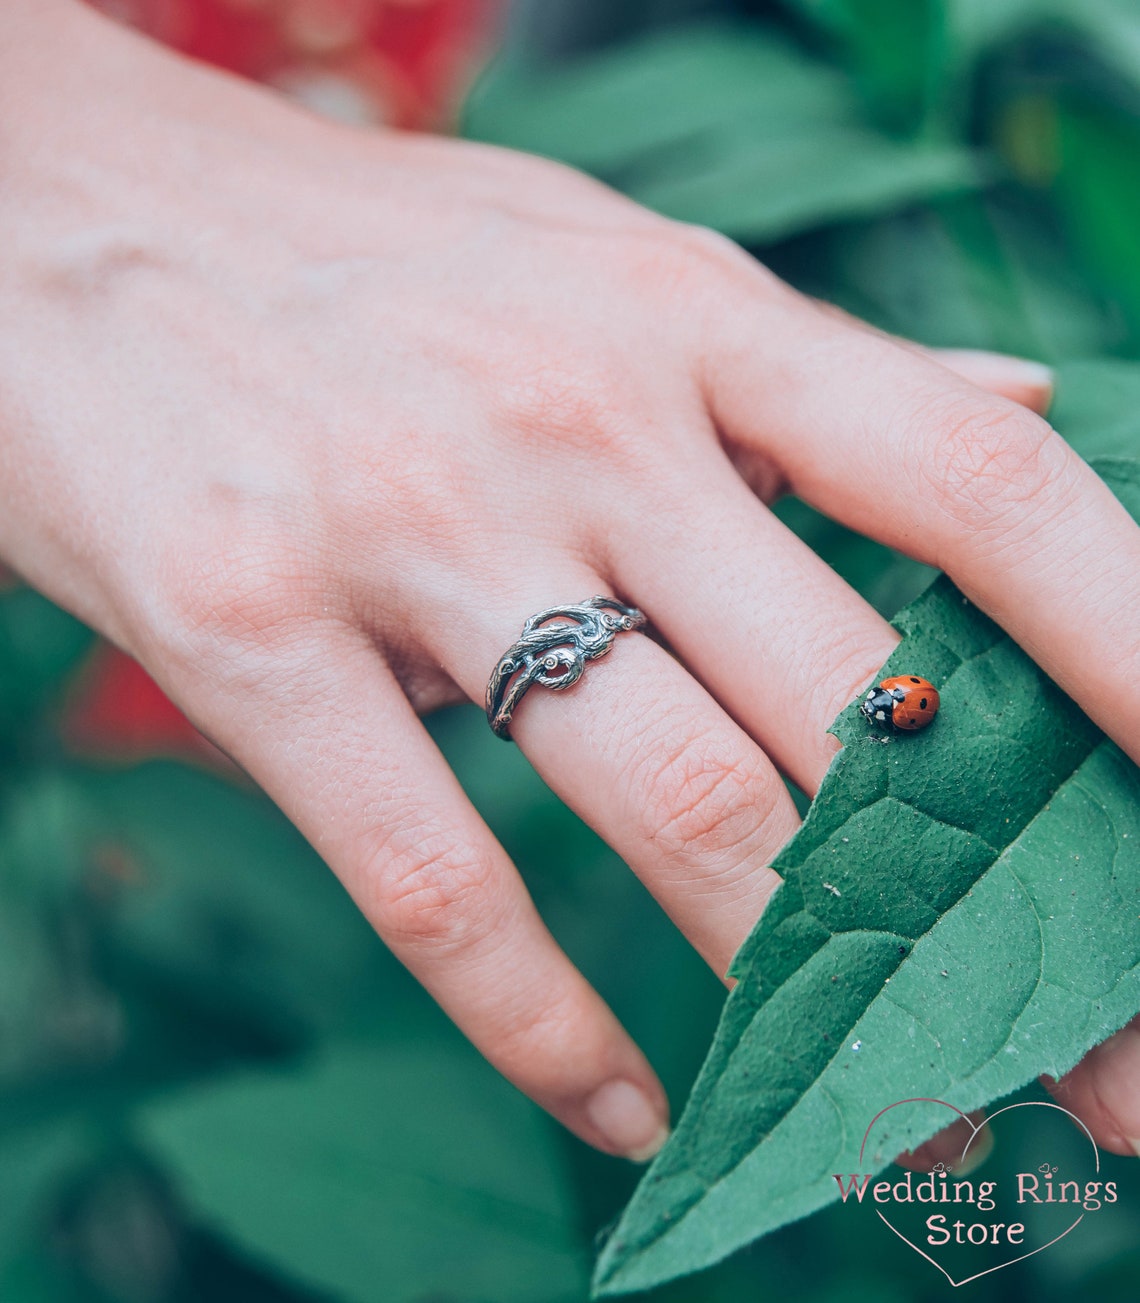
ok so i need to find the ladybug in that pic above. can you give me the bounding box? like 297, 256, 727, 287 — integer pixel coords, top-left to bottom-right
860, 675, 939, 732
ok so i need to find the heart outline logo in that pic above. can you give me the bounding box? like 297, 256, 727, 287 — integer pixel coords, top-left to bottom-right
859, 1098, 1099, 1288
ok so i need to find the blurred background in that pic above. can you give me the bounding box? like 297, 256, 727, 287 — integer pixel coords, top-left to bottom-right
2, 0, 1139, 1299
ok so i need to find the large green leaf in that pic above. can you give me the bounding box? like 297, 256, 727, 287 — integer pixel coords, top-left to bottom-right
1051, 358, 1140, 459
1050, 361, 1140, 528
592, 361, 1140, 1295
138, 1043, 587, 1303
463, 24, 981, 243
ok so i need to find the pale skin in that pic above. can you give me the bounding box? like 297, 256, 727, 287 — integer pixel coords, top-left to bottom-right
3, 0, 1139, 1166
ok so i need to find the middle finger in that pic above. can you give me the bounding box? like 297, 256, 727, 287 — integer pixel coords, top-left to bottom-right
612, 447, 901, 797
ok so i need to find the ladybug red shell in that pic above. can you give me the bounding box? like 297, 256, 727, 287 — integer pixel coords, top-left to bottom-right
860, 675, 940, 732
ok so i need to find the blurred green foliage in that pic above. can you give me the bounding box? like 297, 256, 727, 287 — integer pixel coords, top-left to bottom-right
3, 1, 1140, 1300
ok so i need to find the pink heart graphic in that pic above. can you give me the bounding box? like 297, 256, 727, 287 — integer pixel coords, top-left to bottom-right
859, 1098, 1099, 1288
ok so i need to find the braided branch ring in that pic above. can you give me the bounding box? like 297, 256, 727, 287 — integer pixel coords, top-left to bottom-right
484, 596, 648, 741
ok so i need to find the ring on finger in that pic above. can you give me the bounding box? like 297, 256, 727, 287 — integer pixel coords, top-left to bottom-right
485, 596, 647, 740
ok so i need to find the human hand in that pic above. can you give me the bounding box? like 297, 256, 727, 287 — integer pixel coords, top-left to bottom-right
2, 1, 1137, 1163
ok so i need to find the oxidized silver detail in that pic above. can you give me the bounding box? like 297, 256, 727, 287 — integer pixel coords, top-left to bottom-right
485, 596, 647, 740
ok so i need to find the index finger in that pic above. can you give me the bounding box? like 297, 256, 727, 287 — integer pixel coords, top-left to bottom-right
701, 283, 1140, 765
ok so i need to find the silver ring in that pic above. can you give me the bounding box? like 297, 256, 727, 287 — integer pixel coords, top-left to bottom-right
485, 596, 648, 740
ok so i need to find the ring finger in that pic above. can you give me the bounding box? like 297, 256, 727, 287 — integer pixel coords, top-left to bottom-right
433, 572, 799, 980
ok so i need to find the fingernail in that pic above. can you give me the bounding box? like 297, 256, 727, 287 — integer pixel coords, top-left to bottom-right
999, 356, 1054, 390
936, 349, 1054, 400
1091, 1019, 1140, 1153
585, 1079, 670, 1162
956, 1123, 994, 1175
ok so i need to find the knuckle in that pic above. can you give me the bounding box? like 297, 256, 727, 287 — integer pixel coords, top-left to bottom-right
621, 224, 736, 302
368, 448, 475, 552
494, 354, 643, 468
920, 400, 1070, 536
498, 356, 612, 439
329, 432, 499, 595
368, 838, 500, 953
624, 226, 705, 294
652, 221, 790, 306
490, 989, 585, 1071
131, 456, 332, 668
153, 530, 316, 671
634, 728, 781, 864
674, 223, 766, 280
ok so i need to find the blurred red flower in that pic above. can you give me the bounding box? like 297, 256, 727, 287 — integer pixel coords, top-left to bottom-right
88, 0, 501, 128
64, 641, 225, 766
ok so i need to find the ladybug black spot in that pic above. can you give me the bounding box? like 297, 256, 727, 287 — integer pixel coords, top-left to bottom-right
919, 698, 928, 709
910, 676, 920, 683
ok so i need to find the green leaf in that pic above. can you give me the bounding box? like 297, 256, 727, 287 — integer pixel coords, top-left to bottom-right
781, 1, 1047, 130
0, 590, 92, 752
630, 128, 979, 244
464, 26, 852, 172
1051, 360, 1140, 522
1047, 0, 1140, 95
0, 1123, 91, 1273
463, 24, 982, 243
138, 1043, 588, 1303
0, 1252, 100, 1303
941, 0, 1054, 59
0, 904, 118, 1083
1052, 100, 1140, 337
78, 762, 395, 1036
823, 199, 1118, 361
780, 0, 938, 123
1051, 358, 1140, 459
0, 772, 121, 1081
591, 361, 1140, 1295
